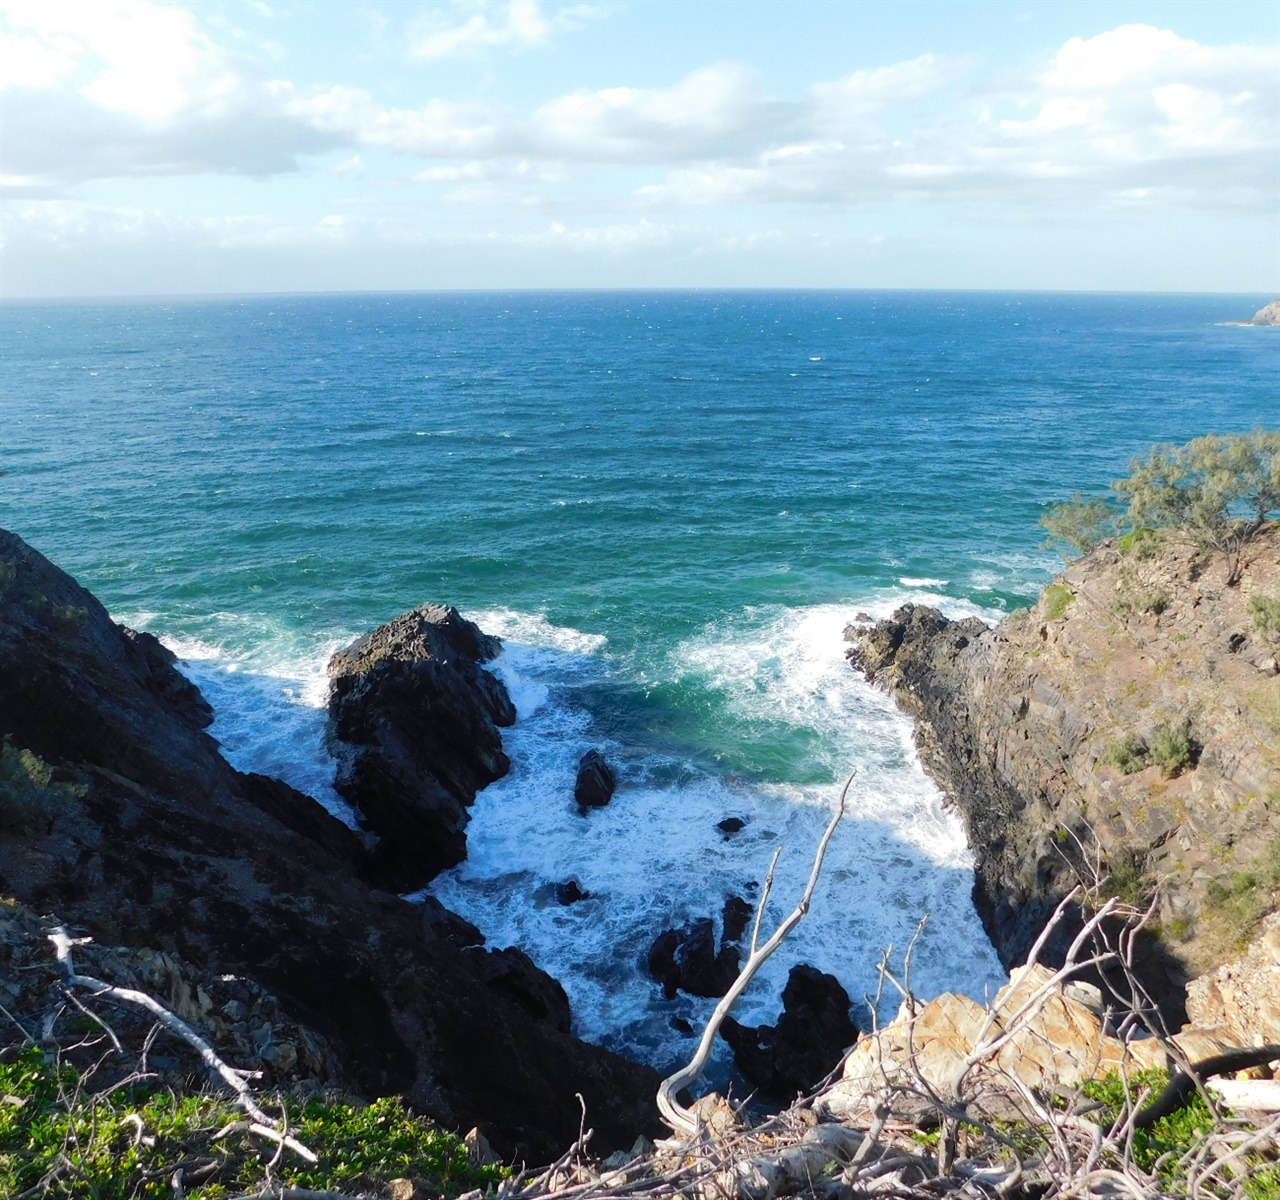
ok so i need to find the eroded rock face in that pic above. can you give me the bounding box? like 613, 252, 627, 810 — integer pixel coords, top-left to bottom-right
844, 528, 1280, 1004
327, 604, 517, 892
0, 529, 662, 1160
722, 965, 859, 1098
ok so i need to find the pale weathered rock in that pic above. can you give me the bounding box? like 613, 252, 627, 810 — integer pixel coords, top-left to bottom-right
819, 964, 1254, 1123
1186, 911, 1280, 1045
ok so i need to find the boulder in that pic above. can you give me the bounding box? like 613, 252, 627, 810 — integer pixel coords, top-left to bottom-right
327, 604, 516, 891
717, 816, 746, 835
722, 895, 753, 945
648, 918, 741, 999
574, 749, 616, 812
722, 965, 858, 1097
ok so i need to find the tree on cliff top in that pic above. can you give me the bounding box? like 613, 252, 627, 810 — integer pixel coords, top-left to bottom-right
1041, 428, 1280, 582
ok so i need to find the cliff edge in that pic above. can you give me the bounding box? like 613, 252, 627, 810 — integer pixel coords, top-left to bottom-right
845, 526, 1280, 1010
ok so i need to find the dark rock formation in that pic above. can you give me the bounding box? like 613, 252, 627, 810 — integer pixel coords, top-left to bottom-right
722, 965, 858, 1097
648, 914, 741, 1000
0, 528, 662, 1160
717, 817, 746, 835
574, 749, 616, 812
555, 879, 590, 905
722, 895, 753, 945
844, 528, 1280, 1014
326, 604, 517, 892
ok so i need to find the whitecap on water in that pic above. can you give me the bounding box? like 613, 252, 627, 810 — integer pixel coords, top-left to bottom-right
431, 598, 1007, 1074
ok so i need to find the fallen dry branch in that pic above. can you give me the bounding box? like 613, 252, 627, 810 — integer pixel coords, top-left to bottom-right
46, 925, 318, 1164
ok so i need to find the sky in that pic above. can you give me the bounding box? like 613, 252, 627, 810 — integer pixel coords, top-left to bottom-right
1, 0, 1277, 296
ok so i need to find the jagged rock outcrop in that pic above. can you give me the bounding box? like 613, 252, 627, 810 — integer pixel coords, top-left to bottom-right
845, 528, 1280, 1009
648, 917, 741, 999
722, 965, 859, 1098
326, 604, 516, 891
0, 528, 662, 1160
574, 749, 616, 812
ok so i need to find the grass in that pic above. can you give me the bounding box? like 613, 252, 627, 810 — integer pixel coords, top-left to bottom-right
1043, 583, 1074, 621
0, 1047, 506, 1199
1203, 837, 1280, 950
1250, 590, 1280, 645
1117, 527, 1164, 561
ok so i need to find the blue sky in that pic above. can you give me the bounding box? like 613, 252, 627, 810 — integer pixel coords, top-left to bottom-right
1, 0, 1277, 295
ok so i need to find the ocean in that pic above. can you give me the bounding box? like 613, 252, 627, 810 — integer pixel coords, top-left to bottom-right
2, 289, 1275, 1073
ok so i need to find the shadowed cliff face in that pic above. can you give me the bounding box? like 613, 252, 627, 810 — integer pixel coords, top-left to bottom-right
0, 528, 662, 1161
845, 527, 1280, 1014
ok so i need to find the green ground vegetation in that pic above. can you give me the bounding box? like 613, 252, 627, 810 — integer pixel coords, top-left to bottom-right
1082, 1069, 1276, 1196
0, 1047, 506, 1200
1250, 590, 1280, 646
1043, 583, 1074, 620
1101, 724, 1195, 779
1203, 837, 1280, 951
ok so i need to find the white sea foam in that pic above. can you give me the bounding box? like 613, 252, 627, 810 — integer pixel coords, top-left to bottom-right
121, 613, 358, 828
898, 577, 947, 588
127, 596, 1008, 1077
431, 596, 1007, 1073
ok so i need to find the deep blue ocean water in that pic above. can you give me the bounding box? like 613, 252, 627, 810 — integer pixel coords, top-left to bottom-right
2, 290, 1276, 1070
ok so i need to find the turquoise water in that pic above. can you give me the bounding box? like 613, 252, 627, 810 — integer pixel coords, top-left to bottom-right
2, 290, 1276, 1068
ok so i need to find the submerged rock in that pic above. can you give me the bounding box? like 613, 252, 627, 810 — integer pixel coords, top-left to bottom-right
722, 965, 858, 1097
717, 816, 746, 835
326, 603, 516, 892
555, 878, 590, 905
574, 749, 616, 812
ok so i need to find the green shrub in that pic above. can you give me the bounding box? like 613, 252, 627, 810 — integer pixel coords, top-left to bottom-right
1250, 591, 1280, 645
0, 1047, 506, 1200
1039, 493, 1121, 557
0, 741, 84, 830
1103, 733, 1149, 774
1043, 583, 1074, 621
1117, 527, 1164, 560
1098, 851, 1152, 906
1148, 723, 1195, 778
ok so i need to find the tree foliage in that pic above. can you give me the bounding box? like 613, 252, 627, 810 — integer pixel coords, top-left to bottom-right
1040, 428, 1280, 580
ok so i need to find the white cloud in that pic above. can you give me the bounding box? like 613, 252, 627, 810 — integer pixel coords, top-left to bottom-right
0, 0, 335, 186
408, 1, 553, 60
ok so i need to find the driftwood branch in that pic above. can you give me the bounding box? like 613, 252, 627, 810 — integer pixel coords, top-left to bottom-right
47, 926, 317, 1164
655, 770, 853, 1136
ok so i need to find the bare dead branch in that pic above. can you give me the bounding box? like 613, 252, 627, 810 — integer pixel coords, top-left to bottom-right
655, 771, 852, 1137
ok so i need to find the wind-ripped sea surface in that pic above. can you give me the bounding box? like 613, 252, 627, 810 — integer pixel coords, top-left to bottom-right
3, 290, 1276, 1073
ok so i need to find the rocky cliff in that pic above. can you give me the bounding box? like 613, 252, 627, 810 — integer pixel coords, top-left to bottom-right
0, 528, 661, 1160
845, 526, 1280, 1011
